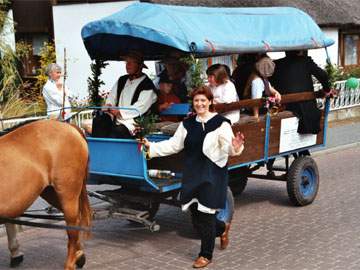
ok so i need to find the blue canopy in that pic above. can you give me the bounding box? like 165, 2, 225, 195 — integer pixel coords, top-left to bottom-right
81, 2, 334, 60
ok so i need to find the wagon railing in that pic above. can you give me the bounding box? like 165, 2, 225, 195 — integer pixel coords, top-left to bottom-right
214, 91, 327, 113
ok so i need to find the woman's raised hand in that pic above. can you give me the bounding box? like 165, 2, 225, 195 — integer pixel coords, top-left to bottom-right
232, 132, 245, 152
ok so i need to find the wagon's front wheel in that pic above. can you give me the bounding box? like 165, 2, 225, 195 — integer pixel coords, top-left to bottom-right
287, 156, 319, 206
228, 167, 249, 196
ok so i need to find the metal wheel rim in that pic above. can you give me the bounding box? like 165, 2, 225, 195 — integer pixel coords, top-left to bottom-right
299, 166, 316, 198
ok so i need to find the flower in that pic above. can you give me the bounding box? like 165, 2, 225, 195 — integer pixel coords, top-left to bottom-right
263, 96, 280, 115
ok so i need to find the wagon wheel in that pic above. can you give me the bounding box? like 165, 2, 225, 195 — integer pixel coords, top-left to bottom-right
228, 167, 249, 196
228, 177, 248, 196
287, 156, 319, 206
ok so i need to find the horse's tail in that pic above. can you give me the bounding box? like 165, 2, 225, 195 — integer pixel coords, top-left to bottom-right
79, 160, 92, 239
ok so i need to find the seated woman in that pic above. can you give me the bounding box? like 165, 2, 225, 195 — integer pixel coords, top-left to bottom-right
243, 56, 281, 118
157, 72, 181, 122
206, 64, 240, 124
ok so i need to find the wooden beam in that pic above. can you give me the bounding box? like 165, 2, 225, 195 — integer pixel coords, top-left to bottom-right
214, 91, 323, 113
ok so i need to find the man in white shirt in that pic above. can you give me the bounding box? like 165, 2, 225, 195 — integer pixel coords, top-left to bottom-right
92, 51, 157, 138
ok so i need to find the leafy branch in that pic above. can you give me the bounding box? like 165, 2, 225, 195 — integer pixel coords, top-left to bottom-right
87, 59, 108, 106
180, 54, 204, 89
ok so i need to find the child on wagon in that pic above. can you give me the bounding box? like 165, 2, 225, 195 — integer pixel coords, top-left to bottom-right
157, 72, 181, 122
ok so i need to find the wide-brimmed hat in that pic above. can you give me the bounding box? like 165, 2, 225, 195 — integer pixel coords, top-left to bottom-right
255, 57, 275, 77
123, 51, 148, 69
160, 57, 188, 71
158, 72, 174, 84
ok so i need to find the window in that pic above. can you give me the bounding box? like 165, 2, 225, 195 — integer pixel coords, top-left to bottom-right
344, 35, 359, 65
341, 33, 360, 66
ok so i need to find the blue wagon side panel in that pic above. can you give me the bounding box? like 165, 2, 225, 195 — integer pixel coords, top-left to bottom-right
88, 138, 145, 179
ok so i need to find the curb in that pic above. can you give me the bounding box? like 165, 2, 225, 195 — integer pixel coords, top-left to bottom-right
312, 142, 360, 157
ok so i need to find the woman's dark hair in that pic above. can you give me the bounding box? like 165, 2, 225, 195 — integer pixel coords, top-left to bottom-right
190, 85, 215, 112
206, 64, 229, 85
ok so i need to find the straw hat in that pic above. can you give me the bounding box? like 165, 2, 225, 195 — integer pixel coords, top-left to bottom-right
255, 57, 275, 77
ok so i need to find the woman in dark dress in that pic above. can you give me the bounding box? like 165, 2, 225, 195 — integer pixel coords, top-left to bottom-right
143, 86, 244, 268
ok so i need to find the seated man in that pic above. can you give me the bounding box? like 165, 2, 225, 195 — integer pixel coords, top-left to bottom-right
92, 51, 157, 138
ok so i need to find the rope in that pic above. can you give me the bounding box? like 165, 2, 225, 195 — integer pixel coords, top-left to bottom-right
0, 216, 90, 232
0, 216, 152, 233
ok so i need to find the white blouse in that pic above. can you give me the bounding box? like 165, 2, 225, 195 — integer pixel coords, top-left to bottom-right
149, 112, 244, 167
148, 113, 244, 213
209, 80, 240, 124
42, 79, 71, 120
251, 77, 274, 99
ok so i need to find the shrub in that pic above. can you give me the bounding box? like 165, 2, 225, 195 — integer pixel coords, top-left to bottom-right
33, 42, 56, 93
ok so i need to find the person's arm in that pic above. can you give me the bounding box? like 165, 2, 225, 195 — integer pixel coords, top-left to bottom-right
308, 57, 331, 92
251, 78, 263, 117
106, 81, 121, 117
105, 81, 118, 106
202, 121, 244, 167
268, 85, 281, 102
146, 122, 186, 158
119, 89, 157, 120
218, 122, 245, 156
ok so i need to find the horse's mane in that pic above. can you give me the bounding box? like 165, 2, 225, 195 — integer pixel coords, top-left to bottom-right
0, 119, 40, 137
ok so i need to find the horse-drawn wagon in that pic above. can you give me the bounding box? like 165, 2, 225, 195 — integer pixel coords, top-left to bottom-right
80, 2, 335, 231
0, 3, 336, 269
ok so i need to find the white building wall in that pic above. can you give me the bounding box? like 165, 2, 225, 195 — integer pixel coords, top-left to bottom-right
53, 1, 156, 99
0, 10, 16, 52
308, 28, 339, 67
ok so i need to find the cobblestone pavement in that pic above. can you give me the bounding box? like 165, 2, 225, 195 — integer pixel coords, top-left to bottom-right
1, 146, 360, 270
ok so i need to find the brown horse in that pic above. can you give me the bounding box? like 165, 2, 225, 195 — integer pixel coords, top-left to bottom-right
0, 120, 92, 270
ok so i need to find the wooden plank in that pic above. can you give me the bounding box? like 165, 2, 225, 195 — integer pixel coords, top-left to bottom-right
214, 92, 323, 113
228, 115, 266, 165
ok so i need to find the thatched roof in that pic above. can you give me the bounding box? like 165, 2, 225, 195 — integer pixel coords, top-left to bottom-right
141, 0, 360, 28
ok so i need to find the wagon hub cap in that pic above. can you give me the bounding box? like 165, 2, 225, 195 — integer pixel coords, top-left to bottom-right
300, 168, 315, 197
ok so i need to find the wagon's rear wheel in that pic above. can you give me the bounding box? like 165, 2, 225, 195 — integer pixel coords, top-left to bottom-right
287, 156, 319, 206
229, 177, 248, 196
